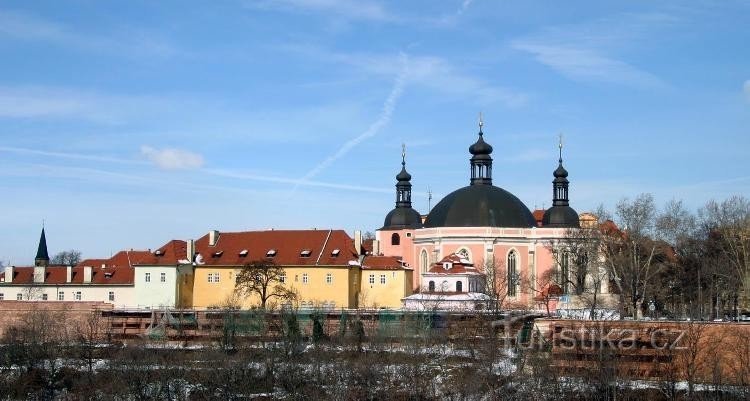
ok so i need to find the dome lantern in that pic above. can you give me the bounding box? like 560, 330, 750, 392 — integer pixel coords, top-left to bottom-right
469, 113, 493, 186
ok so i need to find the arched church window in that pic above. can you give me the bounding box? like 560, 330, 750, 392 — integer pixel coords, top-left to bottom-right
457, 248, 470, 261
420, 250, 428, 272
456, 281, 463, 293
507, 251, 517, 297
391, 233, 400, 245
428, 281, 435, 292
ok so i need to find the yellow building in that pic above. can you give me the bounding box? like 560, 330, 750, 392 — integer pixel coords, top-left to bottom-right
189, 229, 411, 310
359, 256, 414, 309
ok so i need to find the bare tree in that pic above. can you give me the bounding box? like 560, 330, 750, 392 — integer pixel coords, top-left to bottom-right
525, 269, 561, 316
479, 258, 512, 311
600, 194, 671, 319
700, 196, 750, 314
545, 219, 609, 319
21, 285, 44, 301
235, 260, 297, 309
50, 249, 82, 266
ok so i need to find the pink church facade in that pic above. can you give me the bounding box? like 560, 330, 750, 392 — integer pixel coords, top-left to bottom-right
376, 120, 586, 310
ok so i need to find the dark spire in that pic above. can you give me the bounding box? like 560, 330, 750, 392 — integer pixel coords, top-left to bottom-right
395, 143, 413, 208
469, 113, 493, 186
381, 144, 423, 229
542, 134, 580, 228
35, 227, 49, 267
552, 134, 570, 206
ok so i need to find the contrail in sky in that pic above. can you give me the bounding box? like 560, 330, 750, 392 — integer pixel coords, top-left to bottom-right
0, 146, 394, 194
294, 53, 410, 190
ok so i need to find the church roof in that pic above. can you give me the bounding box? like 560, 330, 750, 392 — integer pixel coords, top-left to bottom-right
382, 207, 423, 230
424, 185, 536, 228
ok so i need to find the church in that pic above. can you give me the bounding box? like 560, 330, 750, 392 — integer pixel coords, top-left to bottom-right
375, 118, 607, 310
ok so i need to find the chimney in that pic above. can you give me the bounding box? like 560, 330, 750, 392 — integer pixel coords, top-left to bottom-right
354, 230, 362, 256
3, 265, 13, 283
373, 239, 380, 256
33, 265, 45, 283
84, 266, 93, 283
66, 266, 72, 283
208, 230, 219, 247
187, 239, 195, 263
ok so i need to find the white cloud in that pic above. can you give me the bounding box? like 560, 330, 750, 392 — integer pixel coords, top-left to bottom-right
249, 0, 391, 21
510, 13, 675, 88
511, 42, 663, 88
140, 146, 205, 170
0, 9, 73, 42
0, 9, 178, 58
0, 86, 88, 118
0, 85, 173, 123
281, 45, 528, 107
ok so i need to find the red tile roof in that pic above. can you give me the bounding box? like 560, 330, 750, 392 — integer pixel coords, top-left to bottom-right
78, 250, 152, 269
136, 240, 188, 266
192, 229, 358, 267
532, 209, 545, 227
426, 253, 482, 275
1, 250, 150, 286
361, 255, 410, 270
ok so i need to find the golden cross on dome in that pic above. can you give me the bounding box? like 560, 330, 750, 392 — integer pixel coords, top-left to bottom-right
478, 112, 484, 132
401, 143, 406, 165
558, 133, 564, 162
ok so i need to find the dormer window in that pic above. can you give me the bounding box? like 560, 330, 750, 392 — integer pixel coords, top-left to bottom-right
154, 250, 164, 256
104, 272, 113, 279
212, 251, 223, 258
239, 249, 248, 257
300, 249, 312, 257
443, 262, 452, 270
331, 249, 341, 257
266, 249, 277, 257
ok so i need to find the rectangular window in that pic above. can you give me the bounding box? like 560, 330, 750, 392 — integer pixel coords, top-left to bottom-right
368, 274, 375, 285
380, 274, 386, 285
279, 273, 286, 283
58, 291, 64, 301
160, 272, 166, 283
145, 272, 151, 283
302, 273, 309, 284
108, 291, 115, 302
17, 293, 22, 300
208, 272, 221, 283
0, 293, 4, 300
42, 293, 48, 301
326, 273, 333, 284
75, 291, 82, 301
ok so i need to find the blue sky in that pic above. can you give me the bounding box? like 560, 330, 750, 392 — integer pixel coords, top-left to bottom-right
1, 0, 749, 264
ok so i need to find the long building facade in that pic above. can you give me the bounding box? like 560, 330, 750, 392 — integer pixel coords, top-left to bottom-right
2, 120, 614, 311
